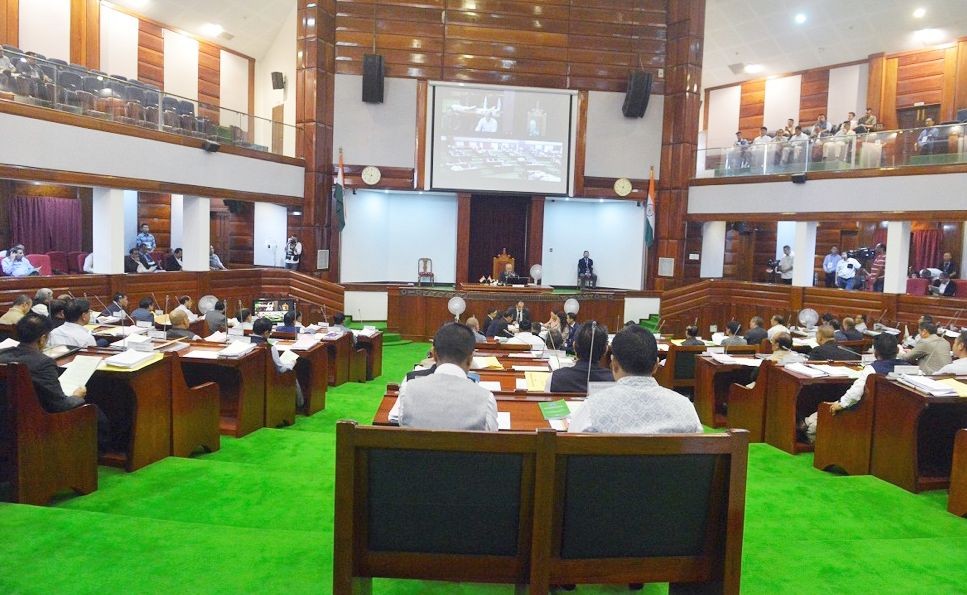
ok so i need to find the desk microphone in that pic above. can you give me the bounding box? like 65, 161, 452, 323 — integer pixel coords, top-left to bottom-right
585, 321, 598, 392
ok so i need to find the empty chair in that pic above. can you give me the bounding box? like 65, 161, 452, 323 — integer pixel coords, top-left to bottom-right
48, 58, 68, 68
59, 71, 82, 92
417, 257, 434, 286
67, 251, 85, 274
45, 251, 68, 275
24, 254, 51, 276
1, 45, 21, 54
82, 75, 105, 95
110, 74, 127, 81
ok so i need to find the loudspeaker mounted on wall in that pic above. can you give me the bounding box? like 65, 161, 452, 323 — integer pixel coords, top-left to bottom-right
791, 173, 807, 184
316, 249, 330, 271
362, 54, 385, 104
271, 71, 285, 91
622, 70, 653, 118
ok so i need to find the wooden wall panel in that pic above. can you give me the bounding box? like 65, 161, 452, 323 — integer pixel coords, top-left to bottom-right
799, 68, 829, 126
895, 48, 945, 108
70, 0, 99, 69
738, 80, 765, 140
0, 0, 18, 48
198, 42, 220, 122
138, 20, 164, 89
137, 193, 171, 251
226, 200, 255, 266
334, 0, 667, 92
956, 40, 967, 116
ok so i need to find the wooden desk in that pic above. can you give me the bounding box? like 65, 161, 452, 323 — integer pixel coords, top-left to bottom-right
178, 343, 266, 437
373, 394, 582, 431
869, 377, 967, 492
58, 349, 172, 471
274, 339, 329, 416
320, 333, 352, 386
764, 365, 856, 455
457, 283, 555, 294
356, 332, 383, 380
694, 355, 756, 427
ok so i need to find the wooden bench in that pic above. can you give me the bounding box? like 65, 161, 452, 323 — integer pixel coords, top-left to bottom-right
949, 429, 967, 517
0, 362, 98, 505
333, 421, 749, 594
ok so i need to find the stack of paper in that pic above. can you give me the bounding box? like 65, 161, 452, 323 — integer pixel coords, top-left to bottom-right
184, 350, 220, 360
58, 355, 103, 395
359, 327, 379, 337
104, 350, 155, 368
898, 374, 959, 397
279, 349, 300, 367
478, 381, 502, 392
785, 362, 827, 378
471, 356, 503, 370
524, 371, 551, 392
97, 315, 121, 325
515, 378, 528, 391
497, 411, 511, 430
709, 353, 739, 365
219, 341, 256, 357
508, 352, 537, 359
0, 338, 19, 350
513, 365, 547, 372
205, 331, 228, 343
935, 378, 967, 397
110, 334, 153, 350
810, 364, 861, 379
793, 338, 820, 348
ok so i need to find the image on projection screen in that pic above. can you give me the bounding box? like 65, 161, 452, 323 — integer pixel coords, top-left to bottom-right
430, 85, 572, 194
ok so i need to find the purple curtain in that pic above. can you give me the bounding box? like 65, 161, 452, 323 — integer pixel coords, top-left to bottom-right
910, 229, 943, 273
9, 196, 83, 253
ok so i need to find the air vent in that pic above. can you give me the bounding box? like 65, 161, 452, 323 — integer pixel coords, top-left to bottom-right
219, 32, 235, 41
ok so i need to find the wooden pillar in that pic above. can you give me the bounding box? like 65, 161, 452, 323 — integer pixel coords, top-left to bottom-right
70, 0, 99, 69
455, 193, 471, 284
294, 0, 336, 280
866, 53, 885, 125
956, 40, 967, 114
527, 196, 544, 274
0, 0, 18, 48
652, 0, 704, 291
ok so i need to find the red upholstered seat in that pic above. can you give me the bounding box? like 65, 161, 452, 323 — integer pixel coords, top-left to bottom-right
906, 278, 929, 296
46, 251, 68, 275
24, 254, 51, 276
68, 251, 85, 273
952, 280, 967, 297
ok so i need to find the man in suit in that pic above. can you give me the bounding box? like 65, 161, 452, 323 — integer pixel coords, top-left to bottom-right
835, 317, 865, 341
489, 309, 515, 339
0, 313, 111, 450
482, 307, 500, 337
546, 322, 614, 392
940, 252, 958, 279
563, 312, 580, 353
578, 250, 596, 288
808, 326, 861, 361
164, 248, 183, 271
510, 301, 530, 330
397, 322, 498, 431
744, 316, 768, 346
929, 272, 956, 297
498, 262, 517, 285
901, 320, 951, 374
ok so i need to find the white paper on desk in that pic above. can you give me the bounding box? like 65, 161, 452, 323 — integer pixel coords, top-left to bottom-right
709, 353, 738, 365
736, 358, 763, 368
58, 355, 103, 395
220, 340, 256, 357
228, 326, 245, 337
497, 411, 511, 430
810, 364, 860, 379
103, 326, 148, 337
479, 381, 502, 392
279, 349, 300, 366
515, 378, 528, 391
388, 398, 401, 422
512, 365, 547, 372
104, 349, 154, 368
0, 338, 19, 349
184, 350, 219, 359
110, 334, 151, 349
508, 352, 536, 358
658, 343, 669, 352
897, 374, 958, 396
785, 362, 826, 377
547, 401, 584, 431
205, 331, 228, 343
290, 335, 321, 350
793, 338, 819, 348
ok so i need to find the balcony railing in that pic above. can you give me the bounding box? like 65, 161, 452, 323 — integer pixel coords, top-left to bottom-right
696, 124, 967, 179
0, 46, 297, 158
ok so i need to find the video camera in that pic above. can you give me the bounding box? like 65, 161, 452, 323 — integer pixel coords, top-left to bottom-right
846, 247, 876, 261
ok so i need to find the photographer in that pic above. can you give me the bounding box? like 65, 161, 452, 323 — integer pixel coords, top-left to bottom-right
776, 245, 794, 285
284, 235, 302, 271
835, 253, 863, 290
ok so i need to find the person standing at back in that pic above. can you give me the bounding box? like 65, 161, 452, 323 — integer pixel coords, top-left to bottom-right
284, 236, 302, 271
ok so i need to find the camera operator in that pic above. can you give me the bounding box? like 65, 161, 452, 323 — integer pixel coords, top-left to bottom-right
284, 235, 302, 271
836, 253, 863, 290
776, 245, 794, 285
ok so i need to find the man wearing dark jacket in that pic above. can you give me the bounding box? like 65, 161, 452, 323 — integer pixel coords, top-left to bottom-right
808, 326, 861, 361
547, 322, 614, 392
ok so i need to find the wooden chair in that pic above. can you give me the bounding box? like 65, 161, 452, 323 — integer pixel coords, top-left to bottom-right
493, 248, 515, 279
334, 421, 537, 594
264, 348, 296, 428
813, 374, 877, 476
0, 363, 98, 505
727, 359, 774, 442
416, 257, 434, 286
949, 429, 967, 517
170, 357, 220, 458
530, 430, 749, 594
656, 344, 757, 394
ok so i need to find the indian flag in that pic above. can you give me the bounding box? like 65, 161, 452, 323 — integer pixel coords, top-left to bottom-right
645, 166, 656, 247
333, 148, 346, 232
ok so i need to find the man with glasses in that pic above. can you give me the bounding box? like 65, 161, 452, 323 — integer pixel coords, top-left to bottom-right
1, 245, 39, 276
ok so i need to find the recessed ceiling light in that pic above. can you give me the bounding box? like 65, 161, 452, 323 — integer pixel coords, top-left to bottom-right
794, 13, 807, 24
744, 64, 764, 74
913, 7, 926, 18
199, 23, 224, 38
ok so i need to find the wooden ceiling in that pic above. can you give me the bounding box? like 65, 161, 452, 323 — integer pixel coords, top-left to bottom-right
334, 0, 667, 93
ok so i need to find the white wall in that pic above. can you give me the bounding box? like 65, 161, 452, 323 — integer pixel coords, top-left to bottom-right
623, 297, 660, 323
99, 5, 139, 80
163, 29, 199, 101
123, 190, 139, 251
333, 75, 418, 168
585, 92, 663, 179
254, 4, 297, 156
706, 85, 742, 149
253, 203, 288, 267
776, 221, 796, 258
689, 172, 967, 216
18, 0, 70, 61
170, 195, 183, 250
0, 112, 304, 198
542, 199, 645, 289
220, 50, 250, 128
340, 190, 459, 283
763, 75, 802, 130
344, 291, 389, 321
827, 64, 869, 123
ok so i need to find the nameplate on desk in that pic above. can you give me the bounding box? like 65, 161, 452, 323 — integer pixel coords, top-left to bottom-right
148, 330, 167, 340
136, 321, 154, 329
228, 327, 245, 336
893, 365, 921, 376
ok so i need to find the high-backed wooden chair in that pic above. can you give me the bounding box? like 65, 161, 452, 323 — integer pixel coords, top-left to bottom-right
530, 430, 749, 594
416, 257, 434, 286
264, 348, 296, 428
813, 374, 877, 476
170, 357, 220, 457
949, 429, 967, 517
727, 359, 774, 442
493, 248, 515, 279
334, 421, 537, 594
349, 342, 368, 383
0, 363, 98, 505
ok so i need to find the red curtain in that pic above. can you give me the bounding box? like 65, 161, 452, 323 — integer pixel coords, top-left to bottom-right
910, 229, 943, 273
9, 196, 83, 253
872, 228, 888, 247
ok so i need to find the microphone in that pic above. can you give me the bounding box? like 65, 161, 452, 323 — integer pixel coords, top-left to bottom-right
585, 321, 598, 392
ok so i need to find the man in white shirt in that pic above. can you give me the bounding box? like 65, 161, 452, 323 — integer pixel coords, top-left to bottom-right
83, 252, 95, 274
822, 246, 842, 287
835, 255, 862, 290
767, 315, 790, 341
474, 113, 498, 133
783, 125, 811, 164
510, 322, 546, 352
31, 288, 53, 316
752, 126, 771, 144
397, 322, 498, 431
823, 120, 855, 161
936, 331, 967, 375
48, 299, 97, 348
777, 245, 793, 284
568, 325, 702, 434
174, 295, 200, 323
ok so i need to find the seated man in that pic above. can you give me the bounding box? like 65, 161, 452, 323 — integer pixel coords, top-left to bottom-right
204, 300, 230, 334
48, 299, 67, 329
209, 245, 227, 271
936, 331, 967, 375
577, 250, 596, 288
568, 325, 702, 434
235, 308, 254, 329
397, 322, 498, 431
137, 245, 158, 272
130, 297, 156, 324
124, 248, 146, 273
164, 248, 183, 272
929, 272, 956, 297
31, 288, 53, 316
916, 118, 941, 155
330, 312, 350, 334
901, 320, 951, 374
511, 322, 546, 351
482, 307, 500, 338
835, 317, 864, 341
166, 309, 200, 340
1, 245, 39, 276
510, 301, 530, 330
744, 316, 768, 345
808, 325, 861, 361
0, 294, 33, 325
767, 315, 790, 341
251, 317, 303, 408
682, 325, 704, 346
546, 322, 614, 393
174, 295, 200, 323
498, 262, 517, 285
47, 299, 97, 348
803, 333, 904, 443
465, 316, 487, 343
0, 313, 111, 451
721, 320, 747, 347
104, 293, 129, 318
489, 309, 515, 340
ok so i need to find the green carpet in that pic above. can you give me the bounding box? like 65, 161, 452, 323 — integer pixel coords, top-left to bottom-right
2, 340, 967, 593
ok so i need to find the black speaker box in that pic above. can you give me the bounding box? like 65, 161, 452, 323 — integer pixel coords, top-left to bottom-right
791, 173, 807, 184
271, 71, 285, 90
622, 70, 653, 118
362, 54, 384, 104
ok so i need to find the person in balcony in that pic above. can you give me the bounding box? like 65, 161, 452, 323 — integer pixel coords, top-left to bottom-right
916, 118, 942, 155
856, 107, 877, 132
1, 245, 39, 276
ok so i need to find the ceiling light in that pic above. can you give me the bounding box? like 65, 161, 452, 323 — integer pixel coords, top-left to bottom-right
199, 23, 224, 38
913, 7, 926, 18
743, 64, 764, 74
914, 28, 946, 44
794, 13, 807, 24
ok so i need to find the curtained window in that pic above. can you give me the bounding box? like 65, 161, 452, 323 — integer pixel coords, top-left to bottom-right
9, 196, 82, 253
